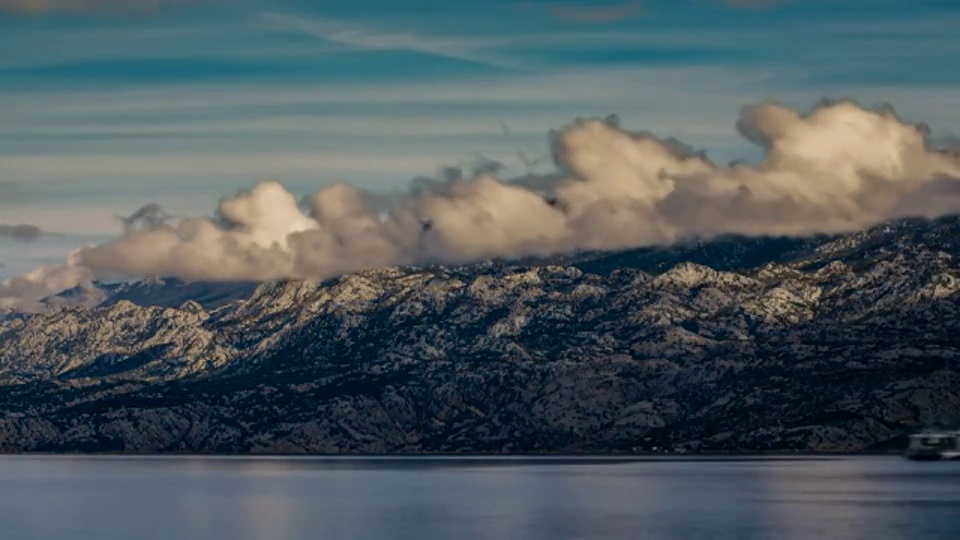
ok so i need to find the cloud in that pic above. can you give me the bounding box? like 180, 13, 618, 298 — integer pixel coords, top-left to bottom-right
517, 1, 645, 24
3, 99, 960, 310
0, 224, 43, 242
0, 249, 93, 311
722, 0, 788, 9
0, 182, 32, 207
118, 203, 172, 233
0, 0, 196, 15
260, 13, 527, 71
516, 0, 783, 23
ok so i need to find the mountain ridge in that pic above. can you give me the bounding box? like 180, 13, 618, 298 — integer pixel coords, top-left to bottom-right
1, 215, 958, 453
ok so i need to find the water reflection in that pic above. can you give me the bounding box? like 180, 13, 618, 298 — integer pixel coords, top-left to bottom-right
0, 456, 957, 540
754, 458, 960, 540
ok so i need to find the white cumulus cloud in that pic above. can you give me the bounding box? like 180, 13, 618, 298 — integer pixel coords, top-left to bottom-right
3, 99, 960, 310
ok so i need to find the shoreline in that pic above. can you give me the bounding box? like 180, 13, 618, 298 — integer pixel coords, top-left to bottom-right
0, 450, 905, 459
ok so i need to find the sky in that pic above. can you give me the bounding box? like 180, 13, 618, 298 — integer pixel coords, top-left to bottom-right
1, 0, 960, 279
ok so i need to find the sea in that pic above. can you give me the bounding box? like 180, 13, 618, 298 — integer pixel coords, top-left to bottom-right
0, 455, 957, 539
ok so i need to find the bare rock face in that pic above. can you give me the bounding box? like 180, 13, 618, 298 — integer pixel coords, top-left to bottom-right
1, 216, 959, 454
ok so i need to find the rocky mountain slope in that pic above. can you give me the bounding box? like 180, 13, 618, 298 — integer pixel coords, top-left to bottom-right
1, 216, 959, 453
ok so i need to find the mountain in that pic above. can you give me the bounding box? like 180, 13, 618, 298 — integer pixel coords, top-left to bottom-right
1, 216, 959, 454
47, 277, 259, 311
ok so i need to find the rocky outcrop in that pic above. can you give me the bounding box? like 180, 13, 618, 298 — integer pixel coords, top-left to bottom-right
1, 216, 959, 453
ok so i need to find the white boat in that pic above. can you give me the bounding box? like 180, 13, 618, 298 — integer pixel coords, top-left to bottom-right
905, 430, 960, 461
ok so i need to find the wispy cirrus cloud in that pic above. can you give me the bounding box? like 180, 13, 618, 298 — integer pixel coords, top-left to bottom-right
516, 0, 646, 24
1, 66, 770, 116
260, 13, 529, 71
0, 0, 197, 15
0, 181, 32, 207
723, 0, 788, 9
514, 0, 787, 23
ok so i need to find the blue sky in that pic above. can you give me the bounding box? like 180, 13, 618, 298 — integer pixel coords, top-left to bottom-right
1, 0, 959, 276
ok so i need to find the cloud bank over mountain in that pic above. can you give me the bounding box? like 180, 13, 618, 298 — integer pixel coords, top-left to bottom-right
3, 99, 960, 310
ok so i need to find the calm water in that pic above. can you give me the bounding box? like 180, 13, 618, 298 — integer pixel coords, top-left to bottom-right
0, 455, 958, 540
